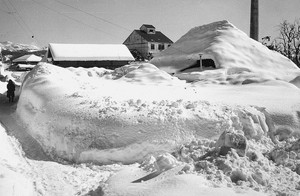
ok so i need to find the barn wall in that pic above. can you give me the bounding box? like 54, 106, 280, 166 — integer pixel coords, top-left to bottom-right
124, 31, 149, 59
147, 42, 172, 57
54, 61, 129, 69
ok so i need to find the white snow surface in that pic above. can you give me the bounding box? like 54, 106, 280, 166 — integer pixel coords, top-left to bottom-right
0, 41, 40, 52
48, 43, 135, 61
1, 21, 300, 195
151, 20, 300, 83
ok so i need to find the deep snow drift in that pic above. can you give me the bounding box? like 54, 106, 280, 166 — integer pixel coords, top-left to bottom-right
150, 20, 300, 84
1, 20, 300, 196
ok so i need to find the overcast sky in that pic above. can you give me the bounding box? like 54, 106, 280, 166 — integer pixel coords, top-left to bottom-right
0, 0, 299, 47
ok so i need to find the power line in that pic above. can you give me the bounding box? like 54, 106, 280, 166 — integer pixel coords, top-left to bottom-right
31, 0, 121, 39
6, 0, 35, 36
0, 6, 14, 14
4, 0, 42, 46
2, 0, 32, 38
52, 0, 131, 32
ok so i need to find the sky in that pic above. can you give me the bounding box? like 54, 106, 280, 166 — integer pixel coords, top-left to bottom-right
0, 0, 299, 48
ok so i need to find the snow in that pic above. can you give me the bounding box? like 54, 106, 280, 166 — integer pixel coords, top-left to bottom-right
47, 43, 135, 61
12, 54, 42, 63
150, 20, 300, 82
0, 41, 40, 52
1, 20, 300, 195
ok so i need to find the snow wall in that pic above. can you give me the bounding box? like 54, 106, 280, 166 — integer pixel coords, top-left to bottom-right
16, 63, 274, 164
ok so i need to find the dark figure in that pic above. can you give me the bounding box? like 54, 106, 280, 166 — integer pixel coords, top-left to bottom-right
7, 79, 15, 103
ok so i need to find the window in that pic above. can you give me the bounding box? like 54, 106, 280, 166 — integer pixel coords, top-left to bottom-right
151, 44, 155, 50
158, 44, 165, 50
149, 29, 154, 33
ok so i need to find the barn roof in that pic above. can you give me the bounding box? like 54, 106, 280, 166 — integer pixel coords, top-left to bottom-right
48, 43, 135, 61
134, 30, 173, 43
13, 54, 42, 63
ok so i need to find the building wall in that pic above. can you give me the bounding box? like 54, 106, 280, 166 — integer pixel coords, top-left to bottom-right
53, 61, 129, 69
123, 31, 149, 59
124, 31, 173, 60
148, 42, 171, 57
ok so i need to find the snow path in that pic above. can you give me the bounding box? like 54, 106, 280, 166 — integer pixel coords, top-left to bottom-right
0, 87, 51, 161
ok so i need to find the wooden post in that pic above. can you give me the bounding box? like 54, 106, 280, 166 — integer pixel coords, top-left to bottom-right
250, 0, 259, 41
199, 53, 203, 71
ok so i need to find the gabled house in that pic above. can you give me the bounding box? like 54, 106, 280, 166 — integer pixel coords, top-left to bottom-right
12, 54, 42, 70
12, 54, 42, 65
123, 24, 173, 60
44, 43, 134, 69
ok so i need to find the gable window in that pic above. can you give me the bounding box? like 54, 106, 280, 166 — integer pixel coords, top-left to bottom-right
158, 44, 165, 51
151, 44, 155, 50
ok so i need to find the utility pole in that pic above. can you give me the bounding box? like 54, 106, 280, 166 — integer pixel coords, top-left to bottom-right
250, 0, 259, 41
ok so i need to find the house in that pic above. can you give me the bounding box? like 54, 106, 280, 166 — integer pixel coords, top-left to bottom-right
12, 54, 42, 70
12, 54, 42, 65
44, 43, 135, 69
123, 24, 173, 60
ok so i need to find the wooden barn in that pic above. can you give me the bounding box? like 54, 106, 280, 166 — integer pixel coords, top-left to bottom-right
123, 24, 173, 60
44, 43, 135, 69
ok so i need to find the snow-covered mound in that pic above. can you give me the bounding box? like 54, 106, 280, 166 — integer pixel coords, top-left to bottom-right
4, 59, 300, 195
150, 20, 300, 84
16, 63, 286, 165
0, 41, 40, 52
0, 123, 113, 196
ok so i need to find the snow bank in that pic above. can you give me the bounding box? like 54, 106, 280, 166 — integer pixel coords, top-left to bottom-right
150, 20, 300, 84
105, 164, 266, 196
16, 64, 227, 164
16, 63, 293, 166
0, 123, 35, 196
0, 122, 114, 196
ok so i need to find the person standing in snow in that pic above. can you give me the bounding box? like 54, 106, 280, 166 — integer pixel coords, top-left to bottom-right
7, 79, 15, 103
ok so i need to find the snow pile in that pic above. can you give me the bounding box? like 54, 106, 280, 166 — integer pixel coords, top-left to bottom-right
150, 20, 300, 84
3, 20, 300, 195
0, 41, 40, 52
0, 123, 114, 196
15, 63, 232, 164
106, 105, 300, 195
118, 63, 184, 85
17, 62, 293, 166
0, 123, 35, 196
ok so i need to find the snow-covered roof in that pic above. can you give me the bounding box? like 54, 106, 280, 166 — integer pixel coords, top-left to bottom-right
133, 30, 173, 43
17, 64, 36, 69
13, 54, 42, 63
48, 43, 135, 61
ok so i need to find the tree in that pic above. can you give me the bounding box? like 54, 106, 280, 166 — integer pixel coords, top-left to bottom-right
264, 19, 300, 67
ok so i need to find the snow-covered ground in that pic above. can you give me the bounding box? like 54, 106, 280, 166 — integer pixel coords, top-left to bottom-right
1, 21, 300, 195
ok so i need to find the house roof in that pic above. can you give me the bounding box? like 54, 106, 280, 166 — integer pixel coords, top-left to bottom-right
48, 43, 135, 61
134, 30, 173, 43
141, 24, 155, 29
13, 54, 42, 63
